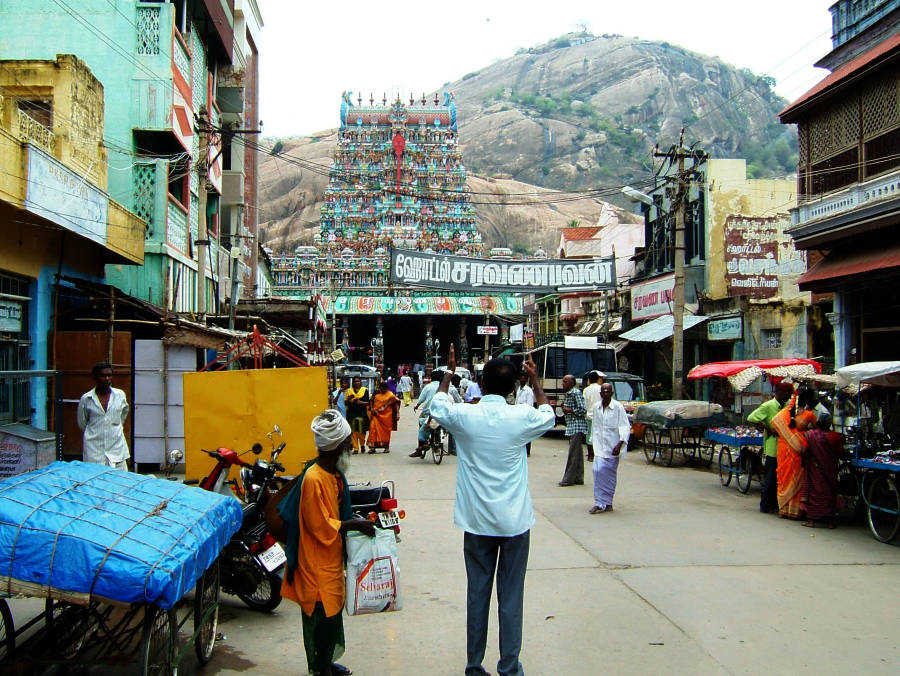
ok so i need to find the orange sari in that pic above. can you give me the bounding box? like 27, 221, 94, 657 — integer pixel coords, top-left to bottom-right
772, 400, 817, 518
367, 391, 399, 449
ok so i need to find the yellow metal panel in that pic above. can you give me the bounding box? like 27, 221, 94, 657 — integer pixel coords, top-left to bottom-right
183, 367, 328, 482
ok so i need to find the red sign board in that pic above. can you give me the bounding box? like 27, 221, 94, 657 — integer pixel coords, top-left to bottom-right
477, 326, 498, 335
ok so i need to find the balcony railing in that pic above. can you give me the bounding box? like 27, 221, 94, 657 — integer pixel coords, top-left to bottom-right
167, 196, 188, 253
793, 167, 900, 227
17, 109, 54, 153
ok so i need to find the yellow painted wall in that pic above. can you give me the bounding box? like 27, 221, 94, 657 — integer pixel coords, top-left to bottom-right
0, 129, 25, 204
183, 367, 329, 481
107, 198, 146, 264
706, 159, 804, 302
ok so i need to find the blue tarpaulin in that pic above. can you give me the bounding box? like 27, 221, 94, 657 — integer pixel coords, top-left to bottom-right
0, 462, 242, 609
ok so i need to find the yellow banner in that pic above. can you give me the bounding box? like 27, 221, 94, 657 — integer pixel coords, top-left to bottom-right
183, 367, 328, 482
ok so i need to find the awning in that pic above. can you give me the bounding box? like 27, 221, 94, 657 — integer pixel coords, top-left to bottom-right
798, 245, 900, 291
688, 358, 822, 392
836, 361, 900, 388
619, 314, 708, 343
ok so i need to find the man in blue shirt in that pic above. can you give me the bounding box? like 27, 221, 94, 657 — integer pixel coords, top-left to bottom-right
431, 346, 554, 676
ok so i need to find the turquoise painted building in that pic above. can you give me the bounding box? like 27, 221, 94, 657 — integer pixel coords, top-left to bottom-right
0, 0, 242, 313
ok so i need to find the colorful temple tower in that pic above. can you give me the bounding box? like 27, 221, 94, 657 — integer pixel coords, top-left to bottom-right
321, 90, 482, 261
273, 92, 521, 372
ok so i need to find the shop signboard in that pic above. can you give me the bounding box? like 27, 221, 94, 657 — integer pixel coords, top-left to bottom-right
477, 326, 498, 335
630, 274, 675, 321
707, 316, 743, 341
324, 294, 524, 315
724, 215, 805, 299
390, 249, 616, 293
0, 299, 22, 332
25, 147, 108, 248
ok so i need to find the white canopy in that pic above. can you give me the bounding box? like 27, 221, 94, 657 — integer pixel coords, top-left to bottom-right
835, 361, 900, 388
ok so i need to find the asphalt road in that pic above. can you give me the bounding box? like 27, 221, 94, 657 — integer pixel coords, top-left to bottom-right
16, 402, 888, 675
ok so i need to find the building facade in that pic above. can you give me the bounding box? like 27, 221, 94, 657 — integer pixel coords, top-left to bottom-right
0, 55, 145, 427
779, 0, 900, 368
0, 0, 248, 314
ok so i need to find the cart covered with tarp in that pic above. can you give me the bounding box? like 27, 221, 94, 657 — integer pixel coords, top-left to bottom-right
634, 400, 725, 466
835, 362, 900, 543
0, 461, 243, 672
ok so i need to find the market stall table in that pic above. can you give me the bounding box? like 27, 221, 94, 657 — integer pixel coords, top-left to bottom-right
705, 426, 765, 493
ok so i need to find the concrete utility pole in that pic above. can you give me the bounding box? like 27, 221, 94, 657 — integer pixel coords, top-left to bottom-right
653, 130, 702, 400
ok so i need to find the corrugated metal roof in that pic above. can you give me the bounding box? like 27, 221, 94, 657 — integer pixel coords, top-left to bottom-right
619, 314, 708, 343
560, 227, 601, 241
798, 244, 900, 290
779, 32, 900, 121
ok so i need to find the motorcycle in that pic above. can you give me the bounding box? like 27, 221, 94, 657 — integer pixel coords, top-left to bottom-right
348, 479, 405, 539
178, 427, 288, 612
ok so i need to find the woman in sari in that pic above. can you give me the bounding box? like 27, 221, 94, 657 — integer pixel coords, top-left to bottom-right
772, 388, 817, 519
367, 381, 400, 453
803, 413, 842, 528
345, 377, 370, 454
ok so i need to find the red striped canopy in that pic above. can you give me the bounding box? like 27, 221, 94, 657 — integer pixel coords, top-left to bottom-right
687, 358, 822, 380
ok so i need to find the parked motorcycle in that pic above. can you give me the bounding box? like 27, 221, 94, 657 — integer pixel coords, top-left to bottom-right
179, 428, 288, 612
349, 479, 405, 538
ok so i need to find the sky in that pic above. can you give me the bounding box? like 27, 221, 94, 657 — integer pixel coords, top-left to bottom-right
257, 1, 837, 138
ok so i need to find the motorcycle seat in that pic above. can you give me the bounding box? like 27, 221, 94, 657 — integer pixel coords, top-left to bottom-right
349, 484, 391, 510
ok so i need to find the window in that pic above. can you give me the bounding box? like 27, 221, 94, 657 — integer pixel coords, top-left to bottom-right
17, 99, 52, 128
762, 329, 782, 349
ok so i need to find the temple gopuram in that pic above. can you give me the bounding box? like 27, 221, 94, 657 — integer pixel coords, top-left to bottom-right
272, 92, 523, 371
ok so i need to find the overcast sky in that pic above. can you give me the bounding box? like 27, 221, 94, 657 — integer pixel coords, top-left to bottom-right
257, 1, 836, 138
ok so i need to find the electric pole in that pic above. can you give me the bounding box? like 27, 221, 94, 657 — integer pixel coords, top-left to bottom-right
654, 130, 702, 400
196, 106, 209, 319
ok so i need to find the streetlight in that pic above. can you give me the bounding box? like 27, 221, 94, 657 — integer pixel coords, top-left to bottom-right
621, 186, 653, 206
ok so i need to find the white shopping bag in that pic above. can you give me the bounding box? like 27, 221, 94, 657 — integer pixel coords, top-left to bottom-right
345, 528, 402, 615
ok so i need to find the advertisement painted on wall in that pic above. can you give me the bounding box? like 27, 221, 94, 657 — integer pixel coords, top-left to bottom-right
630, 274, 675, 321
724, 215, 806, 298
25, 147, 107, 247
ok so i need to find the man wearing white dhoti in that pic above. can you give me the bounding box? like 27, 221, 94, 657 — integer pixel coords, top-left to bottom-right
589, 383, 630, 514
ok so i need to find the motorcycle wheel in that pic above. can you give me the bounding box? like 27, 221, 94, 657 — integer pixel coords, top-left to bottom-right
237, 570, 283, 612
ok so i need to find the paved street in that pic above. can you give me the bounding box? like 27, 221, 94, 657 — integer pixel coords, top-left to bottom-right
200, 407, 898, 675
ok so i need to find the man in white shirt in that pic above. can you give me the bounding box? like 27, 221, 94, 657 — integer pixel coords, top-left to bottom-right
431, 346, 554, 676
515, 372, 535, 456
589, 383, 631, 514
582, 371, 605, 462
409, 370, 463, 457
76, 362, 130, 470
464, 375, 483, 403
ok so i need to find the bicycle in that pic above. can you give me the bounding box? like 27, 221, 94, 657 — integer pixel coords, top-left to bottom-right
426, 417, 444, 465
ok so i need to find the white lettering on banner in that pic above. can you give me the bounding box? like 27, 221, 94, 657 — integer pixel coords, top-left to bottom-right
390, 250, 616, 293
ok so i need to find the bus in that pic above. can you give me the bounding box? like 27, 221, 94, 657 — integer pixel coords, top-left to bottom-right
509, 336, 644, 424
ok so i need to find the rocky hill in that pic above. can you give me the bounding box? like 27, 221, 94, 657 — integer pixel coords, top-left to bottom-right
258, 131, 638, 253
259, 33, 796, 253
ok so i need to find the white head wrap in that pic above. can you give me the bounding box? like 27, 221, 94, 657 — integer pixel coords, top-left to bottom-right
311, 410, 351, 451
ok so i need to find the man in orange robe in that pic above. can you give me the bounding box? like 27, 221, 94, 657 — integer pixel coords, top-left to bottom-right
282, 410, 374, 676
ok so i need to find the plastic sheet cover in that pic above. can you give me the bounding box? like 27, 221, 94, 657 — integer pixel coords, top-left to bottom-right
0, 462, 242, 609
634, 400, 725, 428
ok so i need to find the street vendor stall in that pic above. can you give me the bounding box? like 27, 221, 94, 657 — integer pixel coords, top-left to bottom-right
635, 400, 725, 467
0, 461, 243, 672
836, 361, 900, 543
687, 359, 822, 491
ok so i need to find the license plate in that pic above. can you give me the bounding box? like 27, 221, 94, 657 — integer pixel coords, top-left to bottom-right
259, 543, 287, 572
377, 510, 400, 528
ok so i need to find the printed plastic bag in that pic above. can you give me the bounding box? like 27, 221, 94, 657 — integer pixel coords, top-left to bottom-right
345, 528, 401, 615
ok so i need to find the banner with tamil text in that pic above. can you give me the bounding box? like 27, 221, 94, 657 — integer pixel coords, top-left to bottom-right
390, 249, 616, 293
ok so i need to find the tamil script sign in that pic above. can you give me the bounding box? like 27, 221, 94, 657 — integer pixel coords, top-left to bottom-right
707, 316, 743, 341
630, 273, 675, 321
390, 249, 616, 294
0, 299, 23, 333
725, 215, 806, 299
477, 326, 498, 335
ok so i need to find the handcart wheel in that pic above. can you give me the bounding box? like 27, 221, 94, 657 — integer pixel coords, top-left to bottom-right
44, 599, 92, 658
660, 431, 675, 467
866, 473, 900, 543
718, 447, 733, 487
736, 451, 754, 494
0, 598, 14, 662
194, 560, 220, 665
140, 606, 177, 676
642, 428, 658, 464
